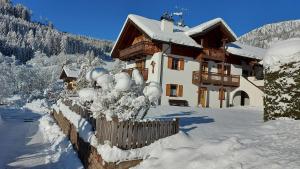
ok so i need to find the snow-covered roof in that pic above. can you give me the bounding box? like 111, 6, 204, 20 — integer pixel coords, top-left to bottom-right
227, 42, 266, 60
130, 14, 201, 48
62, 66, 80, 78
111, 14, 202, 54
112, 15, 241, 56
185, 18, 237, 40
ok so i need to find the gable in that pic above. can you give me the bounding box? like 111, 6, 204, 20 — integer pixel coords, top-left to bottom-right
186, 18, 237, 43
111, 14, 202, 58
111, 20, 150, 58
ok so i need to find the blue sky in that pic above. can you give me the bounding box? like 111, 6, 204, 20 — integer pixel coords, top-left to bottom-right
13, 0, 300, 41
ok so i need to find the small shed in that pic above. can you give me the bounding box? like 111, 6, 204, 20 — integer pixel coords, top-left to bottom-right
59, 66, 80, 90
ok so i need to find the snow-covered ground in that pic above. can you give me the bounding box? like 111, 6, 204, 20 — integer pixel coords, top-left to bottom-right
0, 100, 83, 169
132, 106, 300, 169
1, 99, 300, 169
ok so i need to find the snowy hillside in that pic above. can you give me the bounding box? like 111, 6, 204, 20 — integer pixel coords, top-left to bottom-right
0, 0, 113, 62
0, 0, 120, 103
239, 20, 300, 49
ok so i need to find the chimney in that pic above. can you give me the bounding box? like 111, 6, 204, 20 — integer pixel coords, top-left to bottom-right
160, 12, 174, 33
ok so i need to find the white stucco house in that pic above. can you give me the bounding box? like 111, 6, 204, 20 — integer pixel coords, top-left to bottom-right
111, 14, 265, 108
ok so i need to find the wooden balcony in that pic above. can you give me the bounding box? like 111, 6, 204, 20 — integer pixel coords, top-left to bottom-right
192, 71, 240, 87
119, 41, 161, 60
122, 68, 149, 81
201, 48, 225, 61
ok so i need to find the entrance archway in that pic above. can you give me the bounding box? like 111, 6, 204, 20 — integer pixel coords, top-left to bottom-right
232, 90, 250, 106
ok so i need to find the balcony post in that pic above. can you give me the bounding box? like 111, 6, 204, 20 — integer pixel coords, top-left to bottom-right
198, 58, 203, 107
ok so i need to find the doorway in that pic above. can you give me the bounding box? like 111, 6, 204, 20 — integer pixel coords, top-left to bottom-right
198, 87, 207, 107
232, 90, 250, 106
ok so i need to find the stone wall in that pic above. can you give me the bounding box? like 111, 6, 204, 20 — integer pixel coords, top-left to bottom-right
51, 110, 142, 169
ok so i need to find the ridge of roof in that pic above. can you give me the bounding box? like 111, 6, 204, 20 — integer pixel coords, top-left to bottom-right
185, 18, 237, 40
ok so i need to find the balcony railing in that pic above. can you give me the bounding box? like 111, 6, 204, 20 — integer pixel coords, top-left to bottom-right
202, 48, 225, 61
192, 71, 240, 87
119, 41, 161, 60
122, 68, 149, 81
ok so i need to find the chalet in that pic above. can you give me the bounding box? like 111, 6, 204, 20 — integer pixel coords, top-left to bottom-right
59, 66, 80, 90
111, 14, 265, 108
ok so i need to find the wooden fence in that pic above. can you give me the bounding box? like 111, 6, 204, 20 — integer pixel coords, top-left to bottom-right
62, 99, 96, 131
96, 117, 179, 149
61, 98, 179, 150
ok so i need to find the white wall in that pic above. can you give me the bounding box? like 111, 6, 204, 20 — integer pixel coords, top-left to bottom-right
230, 76, 264, 107
203, 85, 230, 108
247, 77, 264, 87
145, 52, 162, 83
160, 52, 200, 107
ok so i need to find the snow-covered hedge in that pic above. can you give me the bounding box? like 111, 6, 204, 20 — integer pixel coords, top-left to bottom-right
264, 39, 300, 120
78, 68, 162, 121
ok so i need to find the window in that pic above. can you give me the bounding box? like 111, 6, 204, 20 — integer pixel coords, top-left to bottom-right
170, 84, 177, 97
168, 57, 184, 70
171, 58, 179, 70
166, 84, 183, 97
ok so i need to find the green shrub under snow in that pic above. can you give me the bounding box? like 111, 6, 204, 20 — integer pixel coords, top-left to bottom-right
264, 62, 300, 121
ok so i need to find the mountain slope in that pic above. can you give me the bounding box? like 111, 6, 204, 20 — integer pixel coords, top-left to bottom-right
239, 20, 300, 49
0, 0, 113, 62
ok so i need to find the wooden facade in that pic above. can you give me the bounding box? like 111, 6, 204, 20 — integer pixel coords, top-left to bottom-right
119, 41, 161, 60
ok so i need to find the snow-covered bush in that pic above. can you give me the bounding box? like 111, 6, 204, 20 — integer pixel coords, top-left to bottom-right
79, 69, 162, 121
264, 39, 300, 121
76, 51, 105, 90
78, 88, 97, 103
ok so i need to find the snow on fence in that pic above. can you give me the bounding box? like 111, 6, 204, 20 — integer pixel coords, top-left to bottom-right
62, 99, 96, 130
96, 117, 179, 149
61, 98, 179, 150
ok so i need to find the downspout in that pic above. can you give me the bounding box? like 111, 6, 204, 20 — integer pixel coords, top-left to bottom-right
158, 41, 172, 105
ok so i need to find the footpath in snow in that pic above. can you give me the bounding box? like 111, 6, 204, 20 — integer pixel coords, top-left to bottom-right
0, 100, 83, 169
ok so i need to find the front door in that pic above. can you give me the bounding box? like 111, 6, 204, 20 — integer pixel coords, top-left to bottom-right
198, 87, 207, 107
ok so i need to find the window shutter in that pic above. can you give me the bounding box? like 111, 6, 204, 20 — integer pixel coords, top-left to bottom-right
178, 85, 183, 97
219, 88, 226, 100
168, 57, 173, 69
166, 84, 171, 96
179, 58, 184, 70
